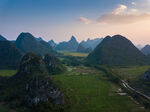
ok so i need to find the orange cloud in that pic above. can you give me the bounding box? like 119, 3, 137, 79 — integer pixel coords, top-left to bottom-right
97, 4, 150, 24
78, 17, 92, 24
98, 13, 150, 24
112, 5, 127, 15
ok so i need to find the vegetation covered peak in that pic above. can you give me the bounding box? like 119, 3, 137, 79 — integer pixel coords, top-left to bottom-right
87, 35, 149, 66
0, 35, 7, 41
0, 41, 23, 69
15, 32, 56, 56
16, 32, 35, 41
70, 35, 77, 42
18, 32, 34, 37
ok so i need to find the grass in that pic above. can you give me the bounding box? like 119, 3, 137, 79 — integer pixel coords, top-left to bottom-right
52, 68, 149, 112
58, 51, 88, 57
0, 104, 9, 112
66, 66, 103, 76
0, 70, 17, 77
112, 65, 150, 81
0, 65, 150, 112
112, 65, 150, 100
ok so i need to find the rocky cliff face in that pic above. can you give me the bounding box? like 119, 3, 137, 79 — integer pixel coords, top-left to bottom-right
142, 69, 150, 81
18, 53, 65, 106
15, 53, 46, 77
3, 53, 66, 111
25, 76, 65, 107
44, 54, 66, 74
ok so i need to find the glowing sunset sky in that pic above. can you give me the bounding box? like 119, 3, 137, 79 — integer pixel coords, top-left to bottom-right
0, 0, 150, 45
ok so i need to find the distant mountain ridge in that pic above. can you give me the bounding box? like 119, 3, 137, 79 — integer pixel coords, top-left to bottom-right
15, 32, 56, 56
0, 34, 104, 53
141, 45, 150, 55
1, 33, 105, 54
36, 37, 43, 41
136, 44, 144, 50
0, 35, 7, 41
54, 37, 103, 52
48, 40, 57, 48
80, 38, 103, 50
87, 35, 149, 66
76, 44, 92, 53
55, 36, 79, 51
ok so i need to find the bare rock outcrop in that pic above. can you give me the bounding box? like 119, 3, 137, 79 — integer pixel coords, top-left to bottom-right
9, 53, 66, 109
142, 69, 150, 81
44, 54, 66, 74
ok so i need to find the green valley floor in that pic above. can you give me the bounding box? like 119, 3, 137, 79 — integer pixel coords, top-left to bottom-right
0, 66, 150, 112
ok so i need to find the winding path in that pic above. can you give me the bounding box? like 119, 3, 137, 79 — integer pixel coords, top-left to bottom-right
121, 80, 150, 100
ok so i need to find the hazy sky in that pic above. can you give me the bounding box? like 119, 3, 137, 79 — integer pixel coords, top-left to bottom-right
0, 0, 150, 45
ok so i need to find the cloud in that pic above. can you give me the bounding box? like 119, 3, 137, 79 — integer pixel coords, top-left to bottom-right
129, 9, 138, 13
97, 4, 150, 24
78, 17, 91, 24
98, 13, 150, 24
131, 2, 136, 6
112, 5, 127, 15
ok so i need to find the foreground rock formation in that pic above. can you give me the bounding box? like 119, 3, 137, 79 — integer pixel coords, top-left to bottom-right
44, 54, 66, 74
1, 53, 67, 111
25, 76, 65, 107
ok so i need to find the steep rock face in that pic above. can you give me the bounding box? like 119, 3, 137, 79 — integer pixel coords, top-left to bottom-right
0, 40, 23, 69
15, 53, 46, 77
55, 36, 79, 51
141, 45, 150, 55
6, 53, 66, 109
44, 54, 66, 74
25, 76, 65, 107
15, 32, 56, 56
142, 69, 150, 81
87, 35, 149, 65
